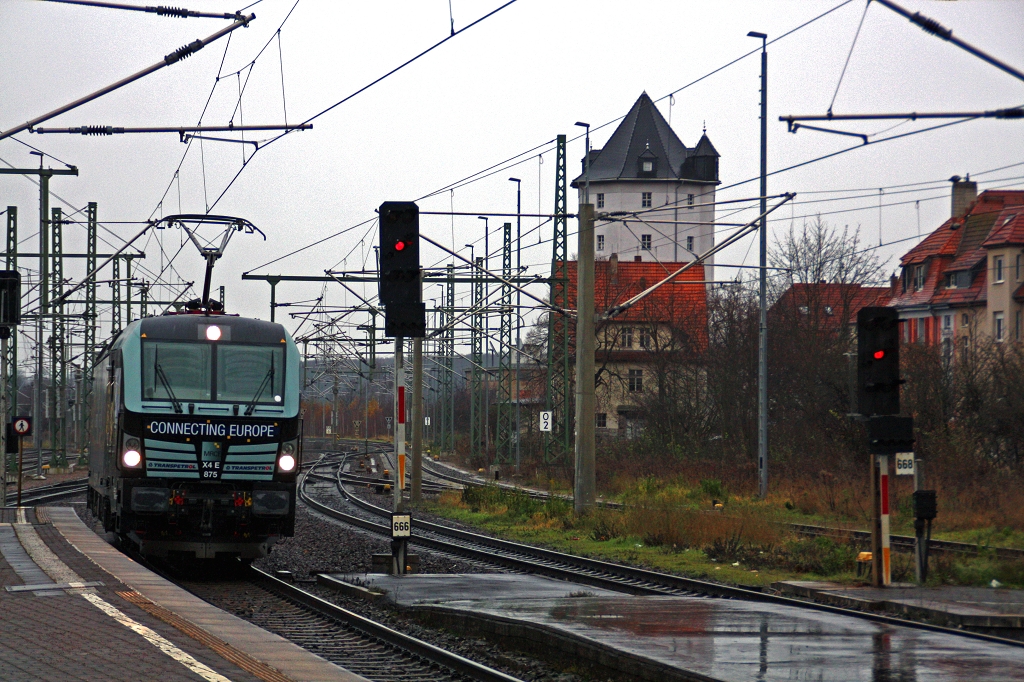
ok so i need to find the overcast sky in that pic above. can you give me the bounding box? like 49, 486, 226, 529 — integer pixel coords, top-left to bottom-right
2, 0, 1023, 354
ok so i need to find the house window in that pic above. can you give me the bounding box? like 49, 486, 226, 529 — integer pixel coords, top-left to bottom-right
916, 318, 925, 342
913, 265, 926, 291
687, 193, 694, 208
641, 234, 652, 250
995, 312, 1005, 342
639, 329, 652, 349
596, 193, 605, 209
686, 235, 694, 252
1017, 310, 1022, 340
962, 313, 969, 326
642, 160, 654, 172
1017, 254, 1021, 281
596, 234, 605, 251
798, 305, 809, 315
628, 369, 643, 392
596, 413, 607, 429
824, 306, 834, 316
641, 192, 652, 208
620, 327, 633, 348
994, 256, 1005, 283
943, 314, 952, 330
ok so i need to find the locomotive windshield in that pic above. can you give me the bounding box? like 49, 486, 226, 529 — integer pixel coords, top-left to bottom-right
141, 340, 284, 404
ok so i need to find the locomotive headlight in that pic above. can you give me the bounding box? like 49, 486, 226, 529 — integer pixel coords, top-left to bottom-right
124, 437, 141, 451
281, 441, 295, 456
277, 454, 296, 472
123, 450, 142, 467
206, 325, 222, 341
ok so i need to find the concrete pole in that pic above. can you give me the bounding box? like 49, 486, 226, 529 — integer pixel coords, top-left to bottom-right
332, 376, 339, 447
871, 454, 883, 587
574, 204, 596, 513
411, 337, 423, 504
755, 35, 770, 500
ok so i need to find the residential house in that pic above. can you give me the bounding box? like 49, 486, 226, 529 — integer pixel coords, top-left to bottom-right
888, 180, 1024, 353
565, 254, 708, 437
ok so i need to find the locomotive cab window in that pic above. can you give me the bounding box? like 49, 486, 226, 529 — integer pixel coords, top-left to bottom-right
217, 345, 284, 404
142, 341, 212, 401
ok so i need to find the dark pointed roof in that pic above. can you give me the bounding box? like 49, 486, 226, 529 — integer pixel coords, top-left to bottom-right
571, 93, 718, 186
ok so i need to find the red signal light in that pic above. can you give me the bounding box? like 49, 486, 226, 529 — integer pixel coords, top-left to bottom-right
394, 240, 406, 252
873, 350, 885, 360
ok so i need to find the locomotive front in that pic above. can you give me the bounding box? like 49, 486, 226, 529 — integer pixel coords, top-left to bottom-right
88, 313, 301, 560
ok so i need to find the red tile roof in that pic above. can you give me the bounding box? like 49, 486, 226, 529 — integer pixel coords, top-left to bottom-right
981, 208, 1024, 247
772, 283, 892, 330
564, 258, 708, 350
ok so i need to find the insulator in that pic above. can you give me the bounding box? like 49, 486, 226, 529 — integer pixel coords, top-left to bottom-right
80, 126, 114, 136
155, 6, 189, 17
910, 12, 952, 39
164, 39, 205, 65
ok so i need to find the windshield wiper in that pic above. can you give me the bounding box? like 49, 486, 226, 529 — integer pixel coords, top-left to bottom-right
153, 348, 183, 413
244, 354, 275, 416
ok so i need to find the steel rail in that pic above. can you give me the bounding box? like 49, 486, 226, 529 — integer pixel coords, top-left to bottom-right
301, 455, 1024, 648
251, 567, 523, 682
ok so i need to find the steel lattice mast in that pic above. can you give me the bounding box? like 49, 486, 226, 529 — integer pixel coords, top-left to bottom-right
496, 222, 514, 464
545, 134, 572, 464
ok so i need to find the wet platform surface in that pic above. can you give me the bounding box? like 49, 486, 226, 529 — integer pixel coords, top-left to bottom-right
338, 572, 1024, 681
776, 580, 1024, 630
1, 506, 366, 682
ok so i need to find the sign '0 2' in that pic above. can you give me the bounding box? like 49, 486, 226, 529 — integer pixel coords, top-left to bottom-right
539, 411, 552, 432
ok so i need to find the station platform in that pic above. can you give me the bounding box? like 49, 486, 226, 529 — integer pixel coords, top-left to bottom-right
0, 506, 367, 682
774, 580, 1024, 637
329, 572, 1024, 682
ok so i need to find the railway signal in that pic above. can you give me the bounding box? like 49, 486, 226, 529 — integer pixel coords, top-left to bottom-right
378, 201, 425, 338
857, 307, 900, 417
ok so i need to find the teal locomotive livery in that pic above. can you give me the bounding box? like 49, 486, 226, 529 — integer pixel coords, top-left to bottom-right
87, 309, 301, 560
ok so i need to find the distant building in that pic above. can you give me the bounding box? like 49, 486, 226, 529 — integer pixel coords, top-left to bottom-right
772, 282, 892, 334
888, 180, 1024, 354
571, 93, 719, 281
566, 254, 708, 437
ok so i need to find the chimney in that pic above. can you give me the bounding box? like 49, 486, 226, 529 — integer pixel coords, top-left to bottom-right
890, 273, 898, 297
609, 252, 618, 286
950, 175, 977, 218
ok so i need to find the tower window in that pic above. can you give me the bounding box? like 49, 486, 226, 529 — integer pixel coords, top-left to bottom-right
641, 234, 652, 250
596, 193, 604, 209
686, 235, 694, 252
596, 234, 605, 251
687, 193, 695, 208
641, 192, 652, 208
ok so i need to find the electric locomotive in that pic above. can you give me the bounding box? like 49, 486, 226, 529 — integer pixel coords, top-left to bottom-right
87, 307, 301, 560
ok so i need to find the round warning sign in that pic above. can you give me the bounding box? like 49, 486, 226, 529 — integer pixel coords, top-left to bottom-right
12, 417, 31, 436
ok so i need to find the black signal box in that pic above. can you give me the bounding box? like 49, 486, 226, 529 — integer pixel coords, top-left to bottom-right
857, 307, 901, 417
0, 270, 21, 326
378, 202, 425, 338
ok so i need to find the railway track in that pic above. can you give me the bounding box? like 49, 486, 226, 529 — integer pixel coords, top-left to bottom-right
3, 477, 88, 506
301, 451, 1024, 648
175, 567, 521, 682
414, 452, 1024, 560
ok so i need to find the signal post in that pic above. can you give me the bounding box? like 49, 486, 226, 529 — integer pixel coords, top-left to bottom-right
378, 201, 425, 576
857, 307, 924, 586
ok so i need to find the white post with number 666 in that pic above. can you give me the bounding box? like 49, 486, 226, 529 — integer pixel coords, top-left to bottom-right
895, 452, 915, 476
391, 513, 411, 538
